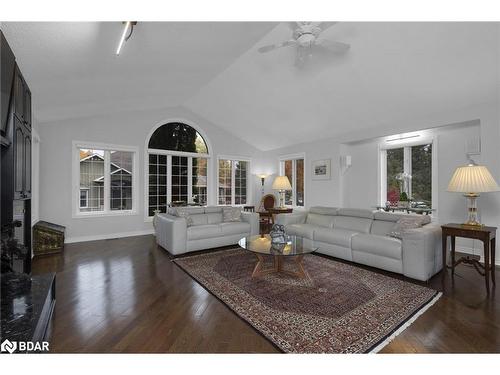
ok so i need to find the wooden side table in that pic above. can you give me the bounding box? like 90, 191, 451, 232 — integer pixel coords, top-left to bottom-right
441, 223, 496, 294
267, 207, 293, 225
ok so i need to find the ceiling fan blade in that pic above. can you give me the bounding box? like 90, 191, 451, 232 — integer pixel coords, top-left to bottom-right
315, 39, 350, 53
317, 22, 338, 32
258, 40, 296, 53
285, 22, 299, 31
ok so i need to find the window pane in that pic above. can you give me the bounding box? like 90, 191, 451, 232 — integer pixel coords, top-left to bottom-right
171, 156, 188, 204
386, 148, 404, 204
110, 151, 134, 211
148, 153, 168, 216
79, 149, 105, 212
295, 159, 304, 206
411, 144, 432, 208
234, 161, 247, 205
218, 159, 232, 205
284, 160, 293, 206
148, 123, 208, 153
192, 157, 208, 205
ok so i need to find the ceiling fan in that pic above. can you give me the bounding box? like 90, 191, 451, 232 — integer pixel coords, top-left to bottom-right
258, 22, 350, 66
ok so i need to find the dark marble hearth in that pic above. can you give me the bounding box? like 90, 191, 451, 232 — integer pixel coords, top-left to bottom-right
1, 272, 55, 349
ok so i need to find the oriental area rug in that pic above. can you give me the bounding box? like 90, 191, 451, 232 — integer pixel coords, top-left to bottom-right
174, 248, 441, 353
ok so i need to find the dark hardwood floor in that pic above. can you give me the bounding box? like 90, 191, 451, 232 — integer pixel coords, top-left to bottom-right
31, 234, 500, 353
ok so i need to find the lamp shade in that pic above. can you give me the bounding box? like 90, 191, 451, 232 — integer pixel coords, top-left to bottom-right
447, 164, 500, 193
272, 176, 292, 191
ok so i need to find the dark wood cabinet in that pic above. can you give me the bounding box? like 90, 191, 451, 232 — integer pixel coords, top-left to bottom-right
13, 117, 31, 199
1, 30, 33, 274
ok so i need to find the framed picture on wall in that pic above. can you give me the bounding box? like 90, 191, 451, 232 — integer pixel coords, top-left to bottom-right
312, 159, 331, 180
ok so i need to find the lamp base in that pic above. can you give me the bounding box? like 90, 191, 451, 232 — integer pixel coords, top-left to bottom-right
462, 193, 481, 227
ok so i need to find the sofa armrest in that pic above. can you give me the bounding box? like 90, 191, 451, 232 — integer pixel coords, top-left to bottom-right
155, 213, 187, 255
241, 211, 259, 236
275, 212, 307, 226
402, 223, 442, 281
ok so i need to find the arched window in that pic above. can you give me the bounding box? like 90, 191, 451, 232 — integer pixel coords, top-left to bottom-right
147, 122, 210, 216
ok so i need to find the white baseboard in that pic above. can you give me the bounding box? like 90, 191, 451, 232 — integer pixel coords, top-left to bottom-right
455, 245, 500, 267
65, 229, 154, 244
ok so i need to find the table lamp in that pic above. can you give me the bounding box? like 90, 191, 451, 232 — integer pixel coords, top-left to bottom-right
447, 161, 499, 226
272, 176, 292, 208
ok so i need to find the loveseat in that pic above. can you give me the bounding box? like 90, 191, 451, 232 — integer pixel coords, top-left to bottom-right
275, 207, 442, 281
155, 206, 259, 255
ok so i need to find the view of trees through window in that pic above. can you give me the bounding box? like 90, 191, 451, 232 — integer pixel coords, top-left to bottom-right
282, 158, 304, 207
385, 143, 432, 208
218, 159, 248, 205
147, 123, 210, 216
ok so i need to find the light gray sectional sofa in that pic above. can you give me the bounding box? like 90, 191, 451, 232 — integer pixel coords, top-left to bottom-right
275, 207, 442, 281
155, 206, 259, 256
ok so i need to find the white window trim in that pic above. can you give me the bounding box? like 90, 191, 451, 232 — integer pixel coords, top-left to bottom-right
144, 151, 211, 220
379, 137, 438, 218
143, 118, 214, 221
72, 141, 139, 219
79, 188, 89, 209
279, 152, 306, 208
216, 155, 252, 207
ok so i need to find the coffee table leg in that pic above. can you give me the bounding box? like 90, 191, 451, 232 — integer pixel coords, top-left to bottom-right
294, 255, 309, 279
252, 254, 265, 278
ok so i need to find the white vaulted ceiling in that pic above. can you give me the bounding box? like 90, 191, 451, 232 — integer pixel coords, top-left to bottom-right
1, 22, 276, 122
2, 22, 499, 150
186, 22, 500, 150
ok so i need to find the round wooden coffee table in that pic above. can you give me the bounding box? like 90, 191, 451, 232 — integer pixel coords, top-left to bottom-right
238, 234, 317, 279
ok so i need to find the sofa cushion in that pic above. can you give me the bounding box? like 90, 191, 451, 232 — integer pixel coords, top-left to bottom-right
170, 207, 205, 215
204, 206, 223, 214
219, 222, 251, 236
187, 224, 222, 240
314, 228, 359, 248
222, 207, 242, 222
207, 213, 223, 224
374, 211, 431, 224
337, 208, 374, 219
351, 233, 402, 260
370, 220, 396, 236
284, 223, 317, 239
390, 216, 429, 239
333, 216, 373, 233
309, 206, 338, 215
170, 208, 194, 226
190, 214, 209, 226
306, 213, 335, 228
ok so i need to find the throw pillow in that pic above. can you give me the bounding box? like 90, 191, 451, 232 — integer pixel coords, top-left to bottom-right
222, 207, 242, 222
390, 217, 426, 239
172, 208, 194, 226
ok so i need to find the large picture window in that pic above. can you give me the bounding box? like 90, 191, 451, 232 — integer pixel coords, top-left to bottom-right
383, 143, 433, 209
147, 122, 210, 217
218, 159, 249, 205
75, 144, 136, 215
280, 156, 304, 207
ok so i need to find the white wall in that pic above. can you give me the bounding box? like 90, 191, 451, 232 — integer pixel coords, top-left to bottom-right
38, 106, 260, 243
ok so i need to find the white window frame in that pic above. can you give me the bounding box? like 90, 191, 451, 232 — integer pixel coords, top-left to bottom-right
79, 188, 89, 209
145, 150, 211, 216
279, 153, 306, 208
216, 155, 252, 206
379, 137, 438, 215
72, 141, 139, 218
143, 118, 214, 221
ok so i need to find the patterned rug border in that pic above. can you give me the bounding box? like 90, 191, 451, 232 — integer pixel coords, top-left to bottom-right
173, 247, 441, 353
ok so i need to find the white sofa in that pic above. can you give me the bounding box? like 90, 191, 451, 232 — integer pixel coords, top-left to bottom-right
155, 206, 259, 256
275, 207, 442, 281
